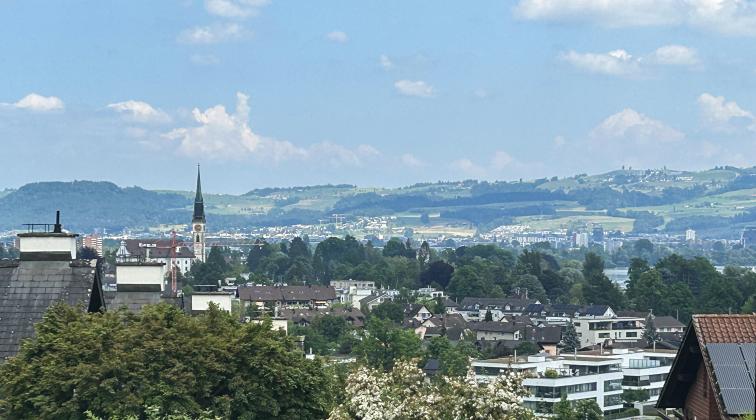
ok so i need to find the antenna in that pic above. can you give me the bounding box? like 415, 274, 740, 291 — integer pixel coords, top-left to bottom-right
53, 210, 62, 233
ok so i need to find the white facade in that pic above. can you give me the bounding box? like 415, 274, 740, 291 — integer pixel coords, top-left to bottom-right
574, 316, 644, 348
19, 234, 78, 259
473, 354, 624, 415
685, 229, 696, 242
579, 348, 675, 405
191, 293, 233, 312
116, 263, 165, 291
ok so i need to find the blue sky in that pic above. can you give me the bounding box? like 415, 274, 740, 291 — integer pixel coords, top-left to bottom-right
3, 0, 756, 193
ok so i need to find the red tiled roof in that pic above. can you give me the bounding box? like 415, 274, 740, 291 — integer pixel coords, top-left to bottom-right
693, 314, 756, 345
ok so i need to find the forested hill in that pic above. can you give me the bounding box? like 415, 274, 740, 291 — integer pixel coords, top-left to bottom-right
0, 181, 190, 232
6, 166, 756, 235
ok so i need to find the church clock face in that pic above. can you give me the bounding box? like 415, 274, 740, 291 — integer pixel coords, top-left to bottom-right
194, 224, 202, 232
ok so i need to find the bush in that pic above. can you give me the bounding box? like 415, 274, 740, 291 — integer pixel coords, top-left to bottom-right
544, 369, 559, 378
605, 408, 641, 420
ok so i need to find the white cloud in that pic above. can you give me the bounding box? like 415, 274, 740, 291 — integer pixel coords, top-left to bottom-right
490, 151, 515, 171
107, 100, 171, 124
380, 54, 394, 69
190, 54, 221, 65
163, 92, 380, 166
326, 31, 348, 43
515, 0, 756, 36
178, 23, 246, 44
553, 135, 567, 147
394, 80, 435, 98
12, 93, 64, 112
561, 45, 699, 77
204, 0, 269, 18
451, 158, 486, 177
697, 92, 755, 130
560, 49, 640, 76
650, 45, 699, 66
401, 153, 425, 168
589, 108, 684, 143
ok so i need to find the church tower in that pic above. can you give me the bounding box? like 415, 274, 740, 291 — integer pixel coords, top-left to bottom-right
192, 165, 206, 262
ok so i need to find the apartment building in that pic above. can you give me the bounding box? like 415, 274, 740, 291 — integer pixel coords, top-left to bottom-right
473, 354, 624, 415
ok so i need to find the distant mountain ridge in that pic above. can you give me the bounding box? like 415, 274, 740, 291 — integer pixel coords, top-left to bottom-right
4, 167, 756, 236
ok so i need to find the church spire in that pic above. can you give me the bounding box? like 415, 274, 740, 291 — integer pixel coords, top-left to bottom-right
193, 164, 205, 223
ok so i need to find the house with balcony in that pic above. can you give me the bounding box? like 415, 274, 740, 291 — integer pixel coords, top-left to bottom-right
472, 354, 624, 415
573, 314, 645, 348
580, 348, 676, 408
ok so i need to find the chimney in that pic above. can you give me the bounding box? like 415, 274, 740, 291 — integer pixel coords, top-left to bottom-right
116, 260, 166, 292
18, 211, 78, 261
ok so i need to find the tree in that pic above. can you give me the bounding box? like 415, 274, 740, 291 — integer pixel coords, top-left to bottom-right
0, 303, 335, 419
370, 301, 405, 324
561, 321, 580, 352
643, 313, 660, 347
246, 239, 273, 272
622, 388, 650, 404
420, 261, 454, 289
582, 253, 625, 309
484, 309, 493, 322
328, 360, 535, 420
288, 236, 311, 260
552, 396, 576, 420
78, 246, 99, 260
353, 318, 422, 371
573, 400, 602, 420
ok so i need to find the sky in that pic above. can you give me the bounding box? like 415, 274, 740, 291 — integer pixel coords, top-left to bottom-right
4, 0, 756, 193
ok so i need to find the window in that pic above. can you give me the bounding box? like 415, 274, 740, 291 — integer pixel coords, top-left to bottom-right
626, 332, 637, 338
598, 333, 610, 338
604, 394, 623, 406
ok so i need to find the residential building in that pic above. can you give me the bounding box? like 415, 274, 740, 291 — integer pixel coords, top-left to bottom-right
404, 303, 432, 322
359, 293, 392, 312
330, 279, 375, 308
574, 306, 644, 348
657, 314, 756, 419
458, 296, 540, 321
81, 233, 103, 256
685, 228, 696, 242
417, 287, 445, 298
654, 315, 686, 334
473, 353, 624, 415
468, 321, 522, 341
119, 239, 195, 275
281, 307, 366, 328
0, 213, 106, 360
237, 285, 337, 310
190, 284, 234, 314
581, 348, 676, 407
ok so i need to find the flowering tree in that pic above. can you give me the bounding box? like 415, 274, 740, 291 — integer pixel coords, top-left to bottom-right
329, 360, 535, 420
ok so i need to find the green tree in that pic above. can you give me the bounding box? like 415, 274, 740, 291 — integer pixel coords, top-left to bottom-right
0, 303, 334, 419
552, 396, 577, 420
643, 314, 660, 347
622, 388, 650, 404
287, 236, 311, 260
582, 253, 625, 309
573, 399, 602, 420
561, 321, 580, 352
353, 318, 423, 371
370, 301, 405, 324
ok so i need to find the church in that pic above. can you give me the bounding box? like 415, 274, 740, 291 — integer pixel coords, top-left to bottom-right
191, 164, 206, 263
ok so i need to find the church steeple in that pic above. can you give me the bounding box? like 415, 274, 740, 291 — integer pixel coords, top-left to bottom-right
191, 164, 206, 262
193, 164, 205, 223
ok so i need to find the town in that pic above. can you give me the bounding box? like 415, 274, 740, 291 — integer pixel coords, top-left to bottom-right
1, 166, 755, 419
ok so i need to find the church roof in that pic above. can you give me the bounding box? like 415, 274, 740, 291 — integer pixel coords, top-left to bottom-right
193, 165, 205, 223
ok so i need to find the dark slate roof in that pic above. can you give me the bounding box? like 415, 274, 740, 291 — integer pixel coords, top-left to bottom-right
548, 304, 581, 316
279, 307, 366, 327
523, 303, 544, 314
442, 298, 460, 308
579, 305, 611, 316
237, 285, 336, 302
404, 303, 427, 317
445, 327, 466, 341
654, 315, 685, 330
459, 297, 536, 310
468, 321, 521, 333
616, 310, 648, 318
123, 240, 196, 259
280, 285, 336, 302
0, 259, 105, 360
530, 325, 562, 344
